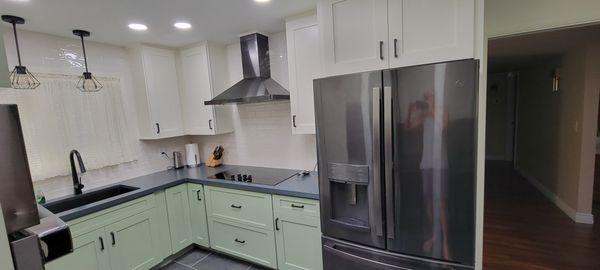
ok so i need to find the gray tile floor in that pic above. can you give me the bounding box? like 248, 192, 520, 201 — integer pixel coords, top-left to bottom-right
160, 248, 268, 270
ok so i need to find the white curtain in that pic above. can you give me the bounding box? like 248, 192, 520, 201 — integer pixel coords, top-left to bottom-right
0, 73, 135, 181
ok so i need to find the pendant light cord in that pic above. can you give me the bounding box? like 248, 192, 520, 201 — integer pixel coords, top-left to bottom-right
11, 22, 22, 66
79, 35, 89, 73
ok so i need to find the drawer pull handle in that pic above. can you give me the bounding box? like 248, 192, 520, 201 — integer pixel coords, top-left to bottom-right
231, 204, 242, 209
110, 232, 116, 246
275, 218, 280, 231
196, 190, 202, 201
99, 237, 104, 251
234, 238, 246, 244
291, 204, 305, 209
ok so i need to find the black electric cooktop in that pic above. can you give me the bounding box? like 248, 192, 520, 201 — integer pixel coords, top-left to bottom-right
207, 167, 301, 186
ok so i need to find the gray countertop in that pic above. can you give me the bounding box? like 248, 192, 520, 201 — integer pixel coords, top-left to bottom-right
46, 164, 319, 222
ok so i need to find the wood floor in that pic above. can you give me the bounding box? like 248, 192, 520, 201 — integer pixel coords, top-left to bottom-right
483, 161, 600, 270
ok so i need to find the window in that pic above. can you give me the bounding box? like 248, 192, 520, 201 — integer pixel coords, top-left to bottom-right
0, 74, 135, 181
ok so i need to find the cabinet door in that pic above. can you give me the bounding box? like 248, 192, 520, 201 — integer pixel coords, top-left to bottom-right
319, 0, 389, 76
0, 27, 10, 88
274, 196, 322, 270
165, 184, 193, 252
45, 228, 110, 270
287, 13, 321, 135
142, 46, 184, 138
188, 183, 210, 247
388, 0, 475, 68
180, 45, 216, 135
106, 211, 160, 270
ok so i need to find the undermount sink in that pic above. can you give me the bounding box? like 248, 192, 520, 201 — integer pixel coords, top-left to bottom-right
43, 185, 139, 214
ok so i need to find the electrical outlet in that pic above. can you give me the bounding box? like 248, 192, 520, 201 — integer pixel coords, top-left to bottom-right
574, 120, 579, 133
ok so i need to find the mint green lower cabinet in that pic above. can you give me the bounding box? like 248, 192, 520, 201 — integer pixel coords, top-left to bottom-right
165, 184, 194, 253
209, 218, 277, 269
188, 183, 210, 247
106, 211, 160, 270
152, 190, 174, 259
273, 195, 322, 270
45, 228, 110, 270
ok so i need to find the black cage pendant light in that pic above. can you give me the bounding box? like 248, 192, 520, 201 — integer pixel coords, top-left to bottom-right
73, 29, 102, 92
1, 15, 40, 89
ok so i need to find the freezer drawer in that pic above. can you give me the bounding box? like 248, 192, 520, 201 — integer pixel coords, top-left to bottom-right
322, 237, 473, 270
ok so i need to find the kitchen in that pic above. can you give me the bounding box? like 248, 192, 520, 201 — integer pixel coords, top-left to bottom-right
0, 1, 486, 270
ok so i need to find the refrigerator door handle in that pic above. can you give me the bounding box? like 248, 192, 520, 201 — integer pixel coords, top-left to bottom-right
372, 87, 384, 237
323, 241, 409, 270
383, 86, 395, 239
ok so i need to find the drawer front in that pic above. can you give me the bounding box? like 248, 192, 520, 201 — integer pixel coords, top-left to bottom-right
68, 195, 155, 238
209, 218, 276, 268
273, 195, 320, 221
205, 186, 273, 230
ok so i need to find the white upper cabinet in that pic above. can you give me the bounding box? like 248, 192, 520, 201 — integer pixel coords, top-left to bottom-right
131, 45, 184, 139
318, 0, 475, 76
319, 0, 389, 76
179, 43, 232, 135
0, 27, 10, 88
286, 13, 322, 134
388, 0, 475, 68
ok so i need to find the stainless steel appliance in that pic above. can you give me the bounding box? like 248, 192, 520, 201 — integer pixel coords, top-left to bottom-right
0, 105, 39, 234
204, 33, 289, 105
207, 166, 301, 186
173, 151, 185, 169
314, 60, 478, 269
0, 104, 73, 269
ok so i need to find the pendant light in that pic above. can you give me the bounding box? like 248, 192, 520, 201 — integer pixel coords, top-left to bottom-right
73, 29, 102, 92
1, 15, 40, 89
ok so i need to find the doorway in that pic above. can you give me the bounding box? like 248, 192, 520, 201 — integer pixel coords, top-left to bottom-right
483, 24, 600, 269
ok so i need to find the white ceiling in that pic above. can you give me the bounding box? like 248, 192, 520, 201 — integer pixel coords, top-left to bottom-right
0, 0, 316, 47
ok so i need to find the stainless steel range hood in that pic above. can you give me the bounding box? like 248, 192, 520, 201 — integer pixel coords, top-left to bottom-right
204, 33, 289, 105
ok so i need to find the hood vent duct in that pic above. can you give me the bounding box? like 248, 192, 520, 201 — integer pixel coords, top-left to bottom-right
204, 33, 289, 105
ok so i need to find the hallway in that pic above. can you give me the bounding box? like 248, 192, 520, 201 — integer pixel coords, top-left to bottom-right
483, 161, 600, 269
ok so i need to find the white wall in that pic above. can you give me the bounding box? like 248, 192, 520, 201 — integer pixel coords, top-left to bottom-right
1, 29, 189, 199
191, 31, 317, 171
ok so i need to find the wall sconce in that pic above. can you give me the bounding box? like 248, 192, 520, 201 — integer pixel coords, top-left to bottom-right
552, 68, 561, 92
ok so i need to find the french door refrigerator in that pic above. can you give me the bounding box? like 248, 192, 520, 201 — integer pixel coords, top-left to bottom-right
314, 59, 477, 270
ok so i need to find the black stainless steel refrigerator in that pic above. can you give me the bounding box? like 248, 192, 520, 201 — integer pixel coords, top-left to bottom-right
314, 59, 477, 270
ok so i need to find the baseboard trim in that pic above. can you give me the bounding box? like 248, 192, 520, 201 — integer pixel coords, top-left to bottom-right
515, 167, 594, 224
575, 213, 595, 224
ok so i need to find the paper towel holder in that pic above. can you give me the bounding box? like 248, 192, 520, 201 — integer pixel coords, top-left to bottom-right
187, 154, 200, 168
185, 143, 201, 168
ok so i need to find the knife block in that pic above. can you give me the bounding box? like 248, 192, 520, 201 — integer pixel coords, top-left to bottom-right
206, 155, 223, 167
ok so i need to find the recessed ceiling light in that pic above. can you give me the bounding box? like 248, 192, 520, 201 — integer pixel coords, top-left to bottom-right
174, 22, 192, 30
254, 0, 270, 3
128, 23, 148, 31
